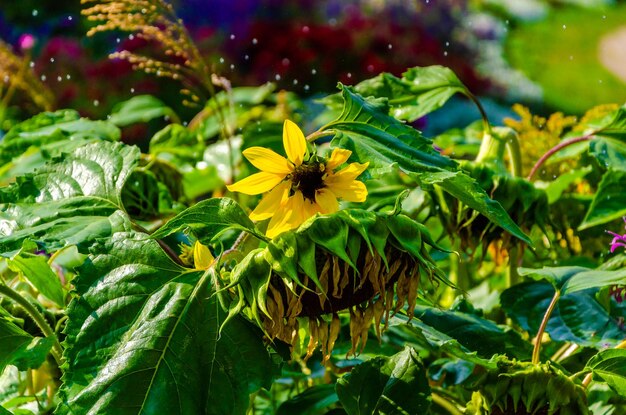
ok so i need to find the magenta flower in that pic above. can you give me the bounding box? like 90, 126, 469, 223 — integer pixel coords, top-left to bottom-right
18, 34, 36, 51
607, 217, 626, 253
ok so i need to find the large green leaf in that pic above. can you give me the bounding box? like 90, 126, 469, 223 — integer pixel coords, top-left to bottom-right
58, 232, 276, 415
335, 347, 431, 415
581, 105, 626, 170
151, 197, 265, 242
586, 349, 626, 395
0, 141, 138, 252
579, 169, 626, 230
109, 95, 179, 127
501, 282, 625, 347
323, 85, 530, 245
0, 111, 120, 183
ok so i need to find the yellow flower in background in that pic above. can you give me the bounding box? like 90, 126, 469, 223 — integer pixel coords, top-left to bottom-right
227, 120, 369, 238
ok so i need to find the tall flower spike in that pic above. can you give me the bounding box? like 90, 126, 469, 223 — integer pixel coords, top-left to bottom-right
228, 120, 369, 238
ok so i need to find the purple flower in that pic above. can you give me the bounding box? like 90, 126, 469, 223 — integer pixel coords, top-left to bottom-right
607, 217, 626, 253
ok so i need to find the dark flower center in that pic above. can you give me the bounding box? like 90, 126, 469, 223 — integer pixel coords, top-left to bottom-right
290, 162, 326, 201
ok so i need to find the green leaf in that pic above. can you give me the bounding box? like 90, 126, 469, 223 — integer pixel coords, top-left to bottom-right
335, 347, 431, 415
501, 282, 625, 347
0, 313, 52, 373
398, 66, 469, 120
276, 384, 339, 415
0, 141, 138, 252
579, 169, 626, 230
149, 124, 203, 162
6, 246, 65, 307
586, 349, 626, 395
518, 266, 626, 294
518, 266, 590, 290
324, 85, 530, 245
411, 305, 533, 360
418, 171, 532, 245
58, 232, 276, 415
152, 197, 264, 242
582, 106, 626, 170
540, 166, 592, 204
109, 95, 179, 127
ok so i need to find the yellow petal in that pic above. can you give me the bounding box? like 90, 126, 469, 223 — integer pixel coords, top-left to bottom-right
226, 172, 284, 195
283, 119, 306, 167
325, 161, 369, 184
327, 180, 368, 202
303, 198, 322, 220
243, 147, 293, 175
249, 181, 291, 221
315, 188, 339, 214
326, 148, 352, 170
266, 195, 297, 238
193, 241, 214, 270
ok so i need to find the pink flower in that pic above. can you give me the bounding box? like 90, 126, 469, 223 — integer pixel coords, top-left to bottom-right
18, 34, 36, 51
607, 217, 626, 253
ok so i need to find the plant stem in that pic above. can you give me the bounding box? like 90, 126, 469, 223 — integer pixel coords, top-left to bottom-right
532, 289, 560, 365
306, 130, 337, 143
0, 284, 64, 366
527, 135, 592, 181
504, 131, 523, 177
464, 91, 491, 136
582, 338, 626, 388
432, 392, 464, 415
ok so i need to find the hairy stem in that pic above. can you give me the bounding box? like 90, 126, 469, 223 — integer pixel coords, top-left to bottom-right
532, 289, 560, 365
527, 135, 592, 181
0, 284, 64, 366
306, 130, 337, 143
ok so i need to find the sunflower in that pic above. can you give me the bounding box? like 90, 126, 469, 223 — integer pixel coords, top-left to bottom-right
227, 120, 369, 238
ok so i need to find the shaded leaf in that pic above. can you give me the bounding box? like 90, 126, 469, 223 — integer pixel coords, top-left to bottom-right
6, 246, 65, 307
277, 384, 339, 415
336, 347, 431, 415
0, 313, 52, 373
501, 282, 625, 347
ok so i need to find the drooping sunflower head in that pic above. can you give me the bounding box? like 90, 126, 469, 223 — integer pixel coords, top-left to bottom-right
227, 120, 369, 238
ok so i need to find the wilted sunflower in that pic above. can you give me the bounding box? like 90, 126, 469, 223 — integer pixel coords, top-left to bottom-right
227, 120, 369, 238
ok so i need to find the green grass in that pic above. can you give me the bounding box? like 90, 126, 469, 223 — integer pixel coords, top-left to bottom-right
506, 4, 626, 114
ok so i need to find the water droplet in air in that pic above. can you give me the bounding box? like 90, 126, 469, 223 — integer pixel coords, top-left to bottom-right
244, 55, 249, 60
282, 58, 290, 66
293, 79, 298, 85
32, 10, 38, 16
562, 24, 566, 29
444, 51, 448, 56
230, 34, 235, 40
129, 34, 134, 40
275, 74, 281, 81
66, 74, 71, 80
68, 15, 73, 21
219, 57, 224, 64
57, 75, 62, 82
311, 68, 317, 75
50, 57, 55, 63
29, 61, 35, 68
230, 64, 235, 70
252, 38, 258, 45
41, 75, 46, 81
347, 72, 352, 78
130, 88, 135, 93
94, 100, 100, 107
304, 84, 310, 91
388, 44, 393, 50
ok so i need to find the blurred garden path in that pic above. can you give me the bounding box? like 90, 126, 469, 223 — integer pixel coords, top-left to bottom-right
599, 26, 626, 83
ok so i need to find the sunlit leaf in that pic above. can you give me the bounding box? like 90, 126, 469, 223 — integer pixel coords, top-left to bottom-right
109, 95, 179, 127
586, 349, 626, 395
58, 233, 276, 415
